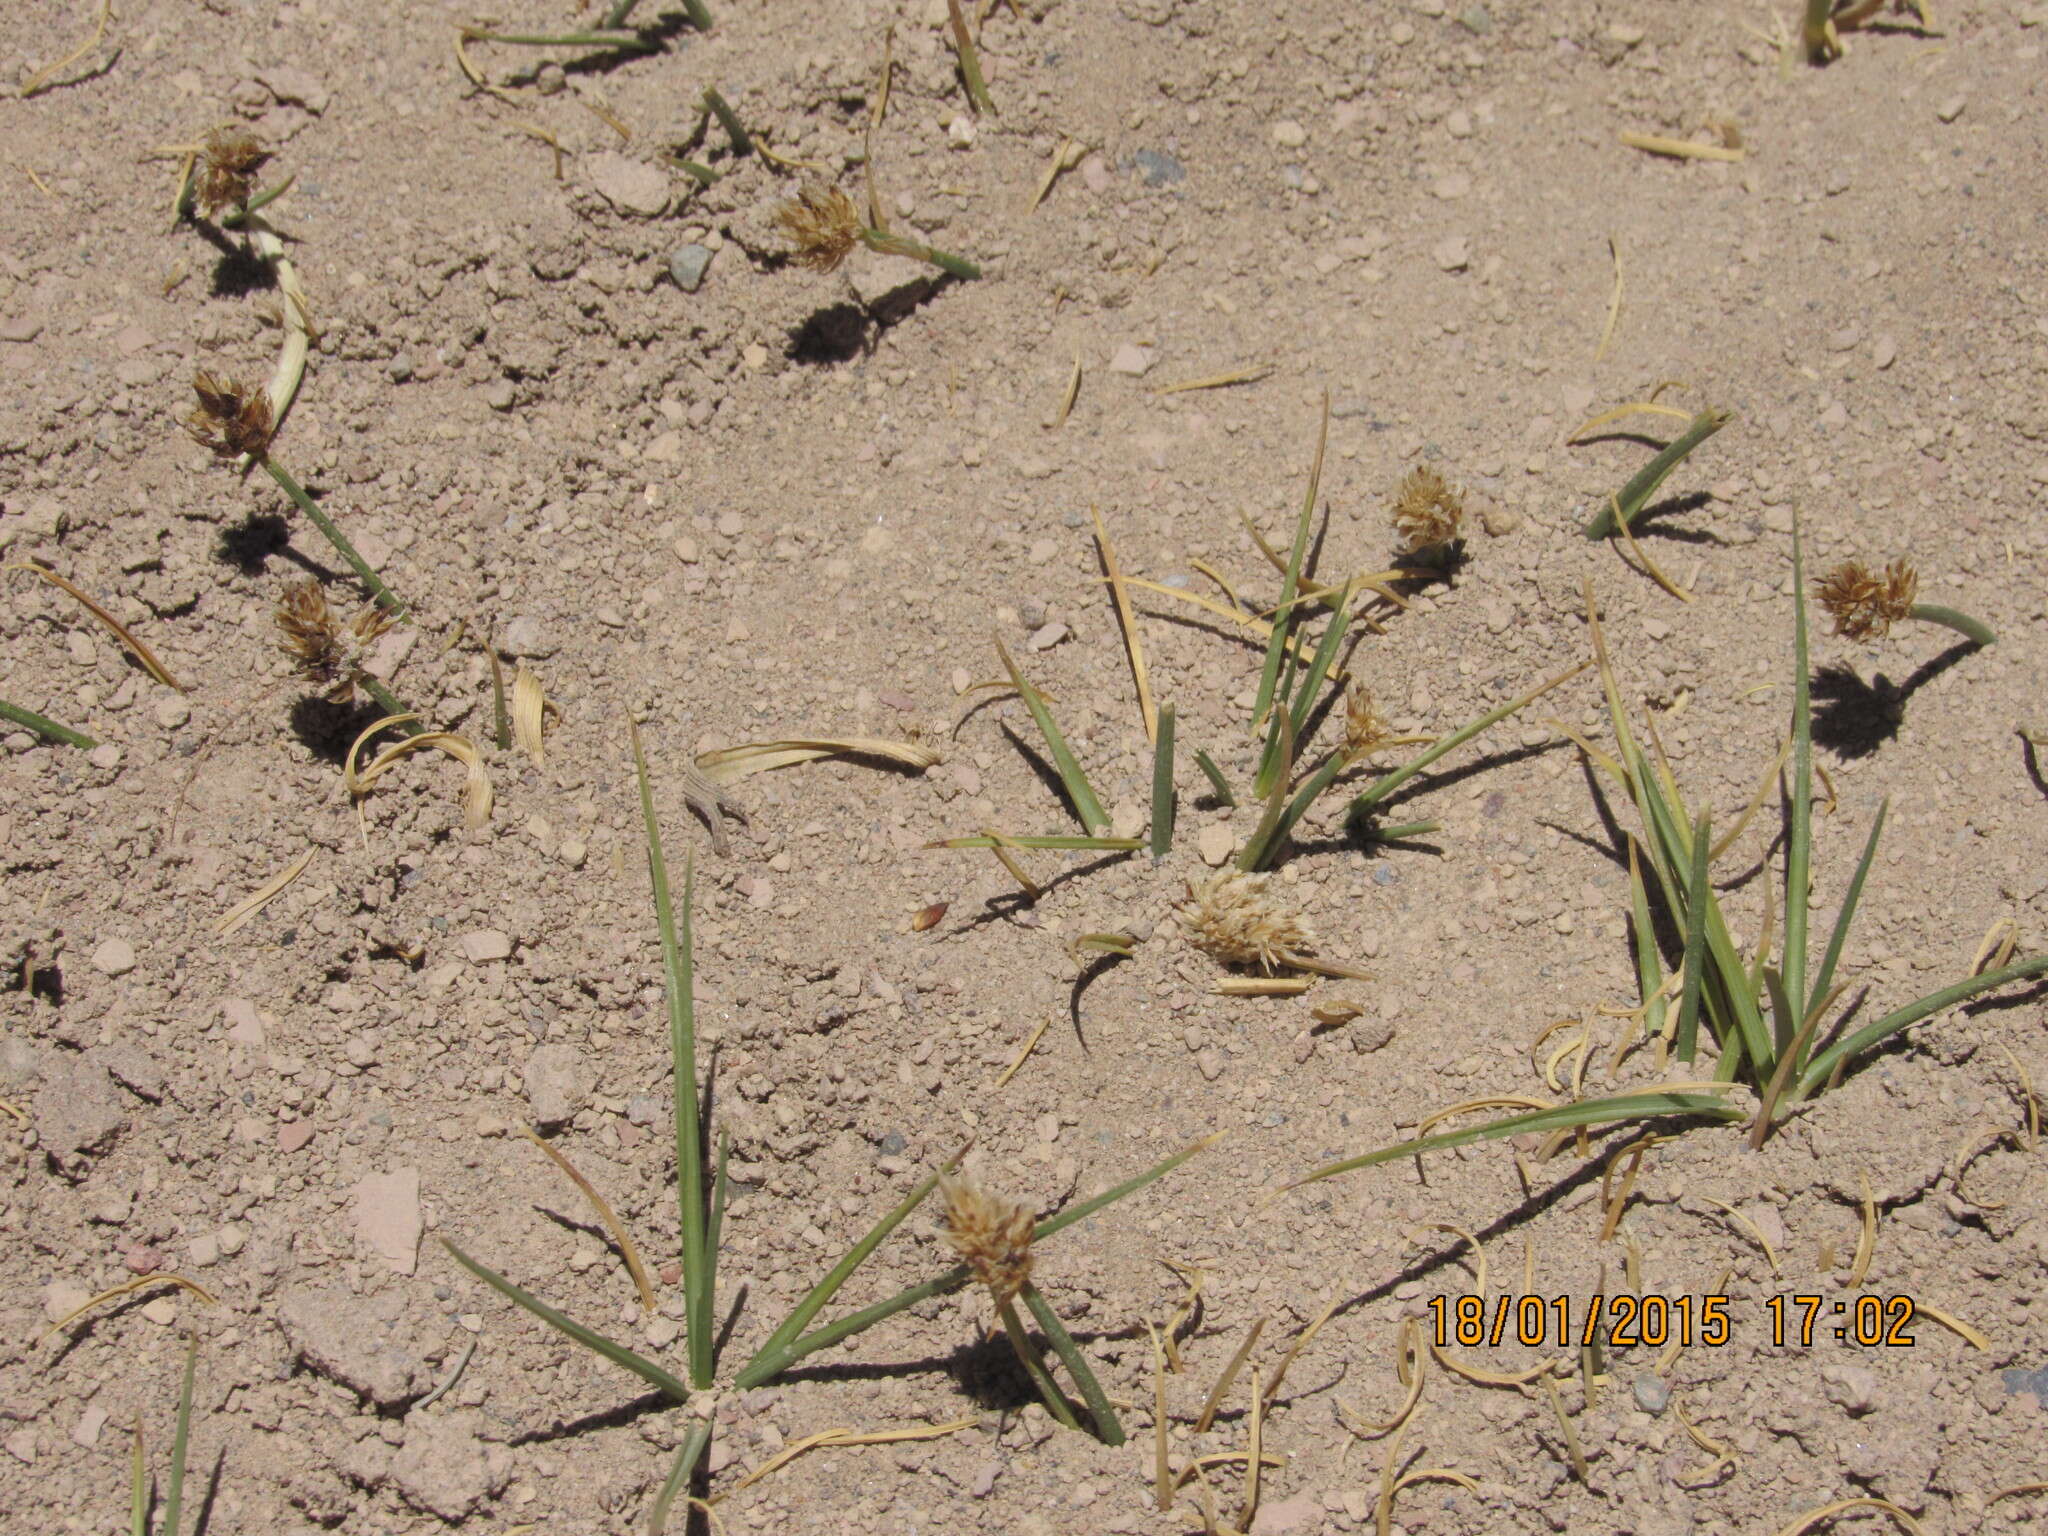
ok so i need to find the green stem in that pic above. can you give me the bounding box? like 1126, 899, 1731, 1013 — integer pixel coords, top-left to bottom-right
261, 458, 409, 618
1908, 603, 1995, 647
162, 1335, 198, 1536
1149, 704, 1176, 862
356, 676, 422, 737
660, 155, 720, 186
673, 0, 712, 30
1361, 819, 1439, 842
601, 0, 643, 24
463, 27, 657, 49
701, 87, 752, 155
860, 227, 982, 280
997, 1296, 1081, 1431
1581, 409, 1733, 539
218, 176, 295, 227
646, 1418, 712, 1536
946, 0, 995, 114
0, 699, 96, 747
1193, 750, 1237, 807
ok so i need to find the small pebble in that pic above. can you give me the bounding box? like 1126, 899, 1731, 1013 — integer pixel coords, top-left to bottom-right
1633, 1374, 1671, 1414
669, 244, 713, 292
1108, 343, 1156, 377
1935, 96, 1966, 123
91, 938, 136, 976
1197, 823, 1236, 867
1270, 119, 1308, 149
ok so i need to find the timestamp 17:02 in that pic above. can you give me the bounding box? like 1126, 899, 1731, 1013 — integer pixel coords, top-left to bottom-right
1425, 1293, 1918, 1350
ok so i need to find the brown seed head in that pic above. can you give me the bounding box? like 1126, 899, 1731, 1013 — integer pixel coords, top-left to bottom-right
275, 579, 392, 702
195, 126, 271, 219
186, 371, 275, 461
1815, 559, 1917, 641
1342, 682, 1395, 763
775, 184, 863, 273
1391, 465, 1466, 555
938, 1170, 1034, 1306
1179, 870, 1314, 974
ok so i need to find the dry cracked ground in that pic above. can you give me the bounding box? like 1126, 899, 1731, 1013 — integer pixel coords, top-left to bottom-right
3, 0, 2048, 1533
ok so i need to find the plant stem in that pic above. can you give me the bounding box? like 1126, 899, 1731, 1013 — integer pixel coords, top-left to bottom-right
1908, 603, 1995, 647
357, 676, 422, 736
646, 1418, 712, 1536
163, 1335, 198, 1536
673, 0, 713, 31
0, 698, 95, 747
261, 458, 409, 618
946, 0, 995, 113
997, 1296, 1081, 1431
1149, 703, 1175, 862
1360, 819, 1439, 842
1801, 0, 1839, 60
1581, 409, 1733, 539
601, 0, 643, 24
701, 87, 752, 155
859, 227, 982, 280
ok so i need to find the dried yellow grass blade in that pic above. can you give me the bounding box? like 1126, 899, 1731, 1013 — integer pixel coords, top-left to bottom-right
993, 1015, 1053, 1089
1214, 977, 1313, 997
7, 561, 183, 691
1769, 1497, 1923, 1536
1914, 1301, 1989, 1351
1245, 1364, 1265, 1523
0, 1097, 25, 1124
1612, 500, 1696, 602
512, 664, 548, 768
1710, 736, 1793, 862
1423, 1224, 1488, 1300
1193, 1317, 1264, 1434
1339, 1320, 1426, 1438
1049, 348, 1082, 429
1263, 1291, 1342, 1409
1849, 1171, 1877, 1286
1026, 134, 1081, 214
1619, 130, 1745, 162
43, 1273, 218, 1338
1375, 1426, 1478, 1536
1698, 1196, 1782, 1276
518, 1126, 656, 1313
1148, 1322, 1172, 1511
1427, 1339, 1560, 1387
213, 846, 316, 939
694, 737, 940, 786
1988, 1482, 2048, 1505
1970, 916, 2019, 976
345, 715, 494, 828
1172, 1451, 1287, 1490
20, 0, 111, 98
1092, 507, 1156, 743
1153, 365, 1273, 397
1997, 1042, 2038, 1149
715, 1419, 975, 1501
979, 827, 1042, 897
1595, 234, 1624, 364
1567, 401, 1694, 443
1540, 1374, 1589, 1483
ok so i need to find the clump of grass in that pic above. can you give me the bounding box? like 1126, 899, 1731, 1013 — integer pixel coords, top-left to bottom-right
776, 183, 982, 280
1390, 465, 1466, 565
1179, 871, 1369, 981
443, 730, 1207, 1525
1287, 512, 2048, 1191
1815, 557, 1993, 646
185, 373, 407, 619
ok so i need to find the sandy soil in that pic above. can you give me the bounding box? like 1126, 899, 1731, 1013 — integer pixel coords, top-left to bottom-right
4, 0, 2047, 1532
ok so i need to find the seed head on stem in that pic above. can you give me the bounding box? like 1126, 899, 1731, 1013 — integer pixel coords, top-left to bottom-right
775, 184, 862, 274
938, 1170, 1034, 1307
186, 371, 276, 461
1179, 871, 1316, 974
195, 126, 271, 219
1391, 465, 1466, 557
1815, 559, 1918, 641
275, 579, 393, 704
1342, 683, 1395, 764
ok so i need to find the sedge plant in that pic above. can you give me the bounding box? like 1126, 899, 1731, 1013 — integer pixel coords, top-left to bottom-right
1287, 510, 2048, 1191
130, 1336, 200, 1536
443, 728, 1209, 1528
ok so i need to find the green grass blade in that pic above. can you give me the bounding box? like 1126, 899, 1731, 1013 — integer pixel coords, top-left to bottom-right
707, 1127, 731, 1266
1240, 709, 1296, 872
700, 87, 752, 155
1022, 1283, 1125, 1444
1808, 801, 1887, 1028
1350, 660, 1590, 820
1238, 742, 1342, 873
646, 1419, 712, 1536
631, 725, 714, 1389
1625, 839, 1667, 1040
1287, 590, 1354, 748
1762, 965, 1797, 1060
1251, 396, 1328, 727
441, 1238, 694, 1403
1580, 409, 1732, 538
1150, 703, 1176, 861
1193, 750, 1237, 807
130, 1421, 147, 1536
1285, 1092, 1744, 1190
161, 1335, 198, 1536
1783, 508, 1814, 1033
1673, 809, 1712, 1062
0, 698, 97, 748
994, 636, 1111, 835
736, 1157, 955, 1388
1792, 953, 2048, 1101
1032, 1133, 1222, 1244
930, 834, 1142, 851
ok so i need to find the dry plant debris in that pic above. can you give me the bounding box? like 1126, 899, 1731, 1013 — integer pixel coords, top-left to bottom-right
193, 125, 271, 217
274, 578, 393, 704
184, 370, 276, 460
1389, 464, 1466, 556
1815, 558, 1918, 640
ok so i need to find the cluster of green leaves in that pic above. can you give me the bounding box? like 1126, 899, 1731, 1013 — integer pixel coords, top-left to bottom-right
443, 731, 1205, 1529
1291, 513, 2048, 1189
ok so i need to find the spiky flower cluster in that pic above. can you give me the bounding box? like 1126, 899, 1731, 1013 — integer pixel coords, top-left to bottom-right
775, 184, 863, 273
1343, 682, 1395, 763
938, 1170, 1035, 1306
1179, 870, 1315, 974
275, 579, 392, 703
185, 371, 275, 461
1816, 559, 1918, 641
1390, 465, 1465, 555
195, 126, 271, 219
